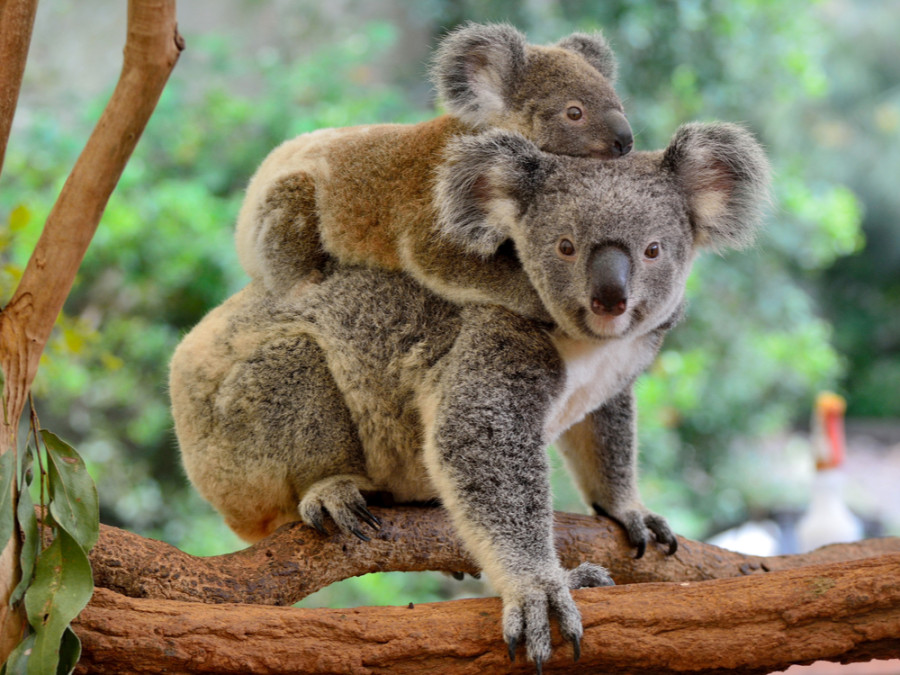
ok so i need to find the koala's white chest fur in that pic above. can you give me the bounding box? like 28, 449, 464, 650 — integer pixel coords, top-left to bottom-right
544, 331, 656, 441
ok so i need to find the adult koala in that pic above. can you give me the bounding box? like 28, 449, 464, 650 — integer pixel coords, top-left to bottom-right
171, 122, 770, 668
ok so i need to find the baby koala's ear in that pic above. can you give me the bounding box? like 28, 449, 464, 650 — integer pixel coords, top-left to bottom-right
554, 31, 618, 82
430, 22, 527, 128
434, 130, 554, 257
662, 122, 772, 251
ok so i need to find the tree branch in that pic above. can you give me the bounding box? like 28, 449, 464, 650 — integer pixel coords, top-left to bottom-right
72, 553, 900, 674
89, 506, 900, 605
0, 0, 38, 175
0, 0, 182, 661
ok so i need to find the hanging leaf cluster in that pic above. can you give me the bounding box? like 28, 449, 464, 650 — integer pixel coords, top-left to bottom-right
1, 422, 98, 675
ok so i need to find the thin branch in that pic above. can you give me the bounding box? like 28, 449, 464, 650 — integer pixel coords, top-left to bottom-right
89, 506, 900, 605
0, 0, 38, 175
73, 553, 900, 674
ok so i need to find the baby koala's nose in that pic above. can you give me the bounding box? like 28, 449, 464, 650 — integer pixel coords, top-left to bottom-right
606, 110, 633, 157
589, 245, 631, 316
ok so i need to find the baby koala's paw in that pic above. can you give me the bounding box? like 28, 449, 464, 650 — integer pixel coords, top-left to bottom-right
299, 475, 380, 541
593, 502, 678, 558
502, 570, 587, 673
565, 561, 615, 590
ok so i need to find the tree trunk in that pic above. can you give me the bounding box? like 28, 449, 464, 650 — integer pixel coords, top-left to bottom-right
71, 553, 900, 674
0, 0, 182, 662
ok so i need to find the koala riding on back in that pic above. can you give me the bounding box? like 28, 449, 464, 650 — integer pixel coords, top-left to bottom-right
172, 121, 770, 670
234, 22, 632, 319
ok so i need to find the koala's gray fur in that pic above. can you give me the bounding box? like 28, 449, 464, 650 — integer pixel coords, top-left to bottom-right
171, 122, 770, 667
234, 23, 632, 321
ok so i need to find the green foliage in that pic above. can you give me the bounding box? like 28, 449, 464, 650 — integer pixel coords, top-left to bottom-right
2, 424, 97, 675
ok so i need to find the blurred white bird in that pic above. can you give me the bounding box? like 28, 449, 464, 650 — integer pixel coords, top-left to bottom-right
795, 392, 864, 553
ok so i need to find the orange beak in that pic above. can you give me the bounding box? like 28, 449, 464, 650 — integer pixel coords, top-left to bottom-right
815, 392, 847, 470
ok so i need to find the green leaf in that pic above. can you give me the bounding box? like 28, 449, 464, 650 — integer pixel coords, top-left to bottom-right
10, 449, 38, 607
40, 431, 98, 552
0, 452, 14, 551
23, 528, 93, 675
2, 631, 35, 675
56, 627, 81, 675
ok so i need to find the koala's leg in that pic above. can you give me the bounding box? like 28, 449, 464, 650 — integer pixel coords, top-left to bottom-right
556, 388, 678, 558
212, 333, 377, 542
423, 312, 613, 668
253, 172, 332, 296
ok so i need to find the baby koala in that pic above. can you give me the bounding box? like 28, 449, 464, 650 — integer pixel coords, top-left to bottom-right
235, 22, 632, 320
172, 122, 770, 669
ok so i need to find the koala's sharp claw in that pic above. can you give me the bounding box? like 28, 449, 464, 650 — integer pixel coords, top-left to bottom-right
634, 540, 646, 559
571, 635, 581, 662
507, 637, 517, 663
350, 527, 371, 542
667, 537, 678, 555
352, 503, 382, 530
472, 572, 481, 579
310, 516, 328, 536
535, 654, 544, 675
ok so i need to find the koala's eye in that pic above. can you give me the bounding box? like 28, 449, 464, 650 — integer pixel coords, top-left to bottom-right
558, 238, 576, 258
566, 106, 583, 121
645, 242, 661, 259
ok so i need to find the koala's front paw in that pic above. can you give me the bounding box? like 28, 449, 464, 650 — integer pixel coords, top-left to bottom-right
299, 476, 380, 541
503, 570, 596, 672
593, 503, 678, 558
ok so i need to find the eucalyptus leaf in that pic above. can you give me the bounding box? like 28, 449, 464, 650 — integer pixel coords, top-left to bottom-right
23, 528, 93, 675
10, 449, 38, 607
0, 451, 14, 551
40, 430, 98, 552
2, 630, 35, 675
56, 627, 82, 675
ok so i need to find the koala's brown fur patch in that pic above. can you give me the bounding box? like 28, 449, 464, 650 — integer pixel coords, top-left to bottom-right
314, 115, 467, 269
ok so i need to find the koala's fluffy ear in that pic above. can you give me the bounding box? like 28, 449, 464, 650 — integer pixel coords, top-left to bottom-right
434, 130, 552, 257
663, 122, 772, 250
430, 22, 527, 128
555, 31, 618, 82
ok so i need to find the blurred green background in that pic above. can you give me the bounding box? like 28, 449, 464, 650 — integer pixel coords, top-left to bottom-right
1, 0, 898, 608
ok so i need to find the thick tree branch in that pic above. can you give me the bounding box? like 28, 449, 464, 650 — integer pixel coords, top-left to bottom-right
89, 506, 900, 605
0, 0, 182, 661
0, 0, 38, 175
72, 553, 900, 674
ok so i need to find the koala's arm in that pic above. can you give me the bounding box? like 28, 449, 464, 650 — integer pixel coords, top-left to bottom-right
400, 235, 550, 322
556, 387, 678, 558
423, 308, 613, 667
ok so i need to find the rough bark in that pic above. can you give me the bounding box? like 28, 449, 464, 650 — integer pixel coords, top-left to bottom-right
90, 506, 900, 605
72, 553, 900, 674
0, 0, 182, 662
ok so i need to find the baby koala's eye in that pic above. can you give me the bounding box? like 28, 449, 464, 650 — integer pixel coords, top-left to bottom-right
558, 238, 576, 258
566, 106, 583, 121
645, 242, 661, 259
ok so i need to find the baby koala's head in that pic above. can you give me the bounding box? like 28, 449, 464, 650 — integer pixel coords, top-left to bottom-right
432, 22, 633, 159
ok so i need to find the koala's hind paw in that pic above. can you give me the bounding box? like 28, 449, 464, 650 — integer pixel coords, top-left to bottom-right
593, 503, 678, 558
503, 575, 584, 668
299, 476, 380, 540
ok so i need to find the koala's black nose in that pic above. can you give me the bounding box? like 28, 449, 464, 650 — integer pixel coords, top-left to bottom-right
589, 245, 631, 316
606, 111, 633, 157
